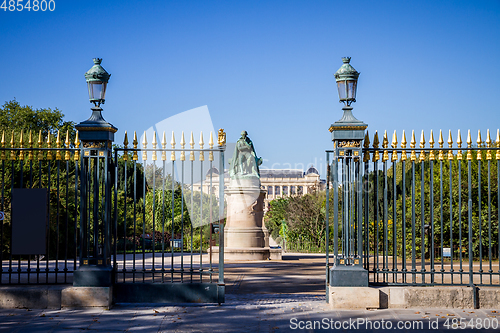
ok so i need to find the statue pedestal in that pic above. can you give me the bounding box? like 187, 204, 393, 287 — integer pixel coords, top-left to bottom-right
223, 178, 278, 261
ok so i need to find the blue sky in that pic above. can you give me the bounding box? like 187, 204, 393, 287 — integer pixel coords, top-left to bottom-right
1, 0, 499, 177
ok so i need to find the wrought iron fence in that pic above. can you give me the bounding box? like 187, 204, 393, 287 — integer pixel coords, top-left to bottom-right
361, 129, 500, 286
0, 130, 80, 284
112, 130, 225, 288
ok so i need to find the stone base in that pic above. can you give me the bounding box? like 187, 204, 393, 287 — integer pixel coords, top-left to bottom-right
211, 247, 282, 261
61, 287, 112, 309
329, 265, 368, 287
328, 286, 380, 309
73, 266, 113, 287
0, 286, 63, 309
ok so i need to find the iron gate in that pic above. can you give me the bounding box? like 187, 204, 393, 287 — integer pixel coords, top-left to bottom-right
112, 130, 226, 303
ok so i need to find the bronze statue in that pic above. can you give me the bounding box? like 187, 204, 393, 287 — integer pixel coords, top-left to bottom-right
229, 131, 262, 179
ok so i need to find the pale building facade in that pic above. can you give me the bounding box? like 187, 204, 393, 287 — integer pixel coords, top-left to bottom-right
195, 166, 325, 211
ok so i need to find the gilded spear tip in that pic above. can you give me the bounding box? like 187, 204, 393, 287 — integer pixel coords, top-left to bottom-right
124, 131, 129, 146
429, 130, 434, 146
410, 130, 416, 146
171, 131, 176, 146
496, 129, 500, 146
438, 130, 444, 146
419, 130, 425, 147
401, 130, 407, 146
477, 129, 482, 146
181, 131, 186, 146
457, 129, 462, 146
448, 130, 453, 146
467, 129, 472, 146
486, 129, 492, 146
391, 130, 397, 148
152, 131, 157, 145
199, 131, 204, 146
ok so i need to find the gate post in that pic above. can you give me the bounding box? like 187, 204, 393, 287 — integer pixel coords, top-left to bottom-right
328, 57, 368, 287
73, 58, 117, 287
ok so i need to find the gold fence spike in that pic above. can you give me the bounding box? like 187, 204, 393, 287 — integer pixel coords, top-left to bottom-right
199, 131, 205, 161
447, 130, 454, 160
151, 131, 157, 161
64, 130, 71, 160
372, 131, 380, 162
391, 130, 398, 162
418, 130, 426, 162
161, 131, 167, 161
428, 130, 435, 161
401, 130, 407, 161
180, 131, 186, 161
476, 130, 483, 160
467, 130, 472, 160
38, 130, 43, 160
190, 131, 195, 161
363, 131, 370, 162
10, 131, 16, 161
209, 132, 214, 161
496, 129, 500, 160
438, 130, 444, 160
123, 131, 129, 161
142, 131, 148, 161
456, 129, 462, 160
46, 132, 52, 160
0, 131, 5, 161
218, 129, 226, 146
382, 130, 389, 162
74, 131, 80, 161
171, 131, 176, 161
410, 130, 417, 161
486, 129, 492, 160
55, 130, 62, 161
18, 130, 25, 161
132, 131, 138, 161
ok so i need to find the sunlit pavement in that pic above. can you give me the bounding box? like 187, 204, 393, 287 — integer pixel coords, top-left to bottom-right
1, 254, 499, 332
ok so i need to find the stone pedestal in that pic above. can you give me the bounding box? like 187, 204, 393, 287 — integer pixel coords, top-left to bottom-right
223, 178, 278, 260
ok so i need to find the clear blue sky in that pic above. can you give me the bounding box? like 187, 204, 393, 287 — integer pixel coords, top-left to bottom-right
1, 0, 499, 177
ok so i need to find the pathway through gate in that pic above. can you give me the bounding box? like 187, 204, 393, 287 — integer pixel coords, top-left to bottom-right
224, 253, 329, 295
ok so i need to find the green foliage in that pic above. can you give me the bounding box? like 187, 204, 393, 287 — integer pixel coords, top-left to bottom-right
0, 99, 76, 143
265, 192, 331, 252
367, 151, 499, 259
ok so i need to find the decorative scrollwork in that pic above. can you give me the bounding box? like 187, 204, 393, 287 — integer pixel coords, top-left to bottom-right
82, 141, 107, 149
338, 140, 361, 148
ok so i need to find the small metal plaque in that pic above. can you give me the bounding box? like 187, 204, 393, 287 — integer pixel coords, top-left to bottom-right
84, 151, 90, 156
340, 259, 345, 265
98, 260, 103, 265
83, 260, 88, 265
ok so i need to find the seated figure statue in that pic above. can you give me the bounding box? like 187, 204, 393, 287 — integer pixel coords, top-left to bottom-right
229, 131, 263, 179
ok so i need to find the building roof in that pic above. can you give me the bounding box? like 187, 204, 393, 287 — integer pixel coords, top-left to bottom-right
260, 169, 304, 178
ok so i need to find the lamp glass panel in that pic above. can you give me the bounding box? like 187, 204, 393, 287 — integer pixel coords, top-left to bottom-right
337, 81, 347, 101
346, 80, 357, 100
87, 82, 107, 101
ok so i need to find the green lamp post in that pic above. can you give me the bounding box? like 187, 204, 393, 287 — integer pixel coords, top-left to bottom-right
328, 57, 368, 287
74, 58, 116, 287
85, 58, 110, 107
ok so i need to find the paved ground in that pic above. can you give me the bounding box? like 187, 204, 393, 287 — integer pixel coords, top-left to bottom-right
1, 254, 499, 332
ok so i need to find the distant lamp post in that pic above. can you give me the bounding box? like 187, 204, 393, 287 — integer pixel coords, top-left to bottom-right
74, 58, 117, 288
327, 57, 368, 289
85, 58, 110, 107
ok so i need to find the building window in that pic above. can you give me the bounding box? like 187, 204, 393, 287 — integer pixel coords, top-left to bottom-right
283, 186, 288, 195
290, 186, 296, 195
297, 186, 303, 195
275, 186, 280, 195
268, 186, 273, 195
